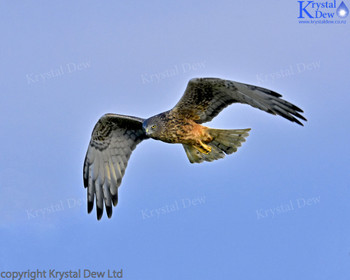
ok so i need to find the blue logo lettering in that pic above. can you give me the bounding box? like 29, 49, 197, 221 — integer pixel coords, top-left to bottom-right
298, 1, 314, 18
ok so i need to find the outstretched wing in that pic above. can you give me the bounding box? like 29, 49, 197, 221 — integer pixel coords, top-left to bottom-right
83, 113, 148, 220
171, 78, 307, 125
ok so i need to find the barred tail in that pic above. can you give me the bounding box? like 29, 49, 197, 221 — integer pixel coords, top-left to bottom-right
183, 128, 251, 163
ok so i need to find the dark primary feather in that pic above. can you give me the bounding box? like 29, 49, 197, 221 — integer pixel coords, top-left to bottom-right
83, 113, 148, 220
172, 78, 307, 125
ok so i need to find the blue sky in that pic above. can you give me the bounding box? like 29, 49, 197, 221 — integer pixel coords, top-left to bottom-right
1, 1, 350, 279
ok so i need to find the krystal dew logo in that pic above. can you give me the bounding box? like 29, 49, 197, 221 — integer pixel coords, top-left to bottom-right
298, 0, 349, 24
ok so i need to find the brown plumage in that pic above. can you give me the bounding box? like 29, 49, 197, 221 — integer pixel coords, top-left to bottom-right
83, 77, 307, 219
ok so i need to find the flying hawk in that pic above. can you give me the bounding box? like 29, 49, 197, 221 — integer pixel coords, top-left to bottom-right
83, 78, 306, 219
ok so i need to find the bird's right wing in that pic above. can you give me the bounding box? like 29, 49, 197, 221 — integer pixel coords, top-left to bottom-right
83, 113, 148, 220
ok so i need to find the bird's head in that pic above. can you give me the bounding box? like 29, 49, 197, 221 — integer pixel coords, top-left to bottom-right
142, 116, 163, 138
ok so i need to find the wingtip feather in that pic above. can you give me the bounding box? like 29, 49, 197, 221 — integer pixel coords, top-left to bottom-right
106, 206, 113, 218
88, 201, 94, 213
97, 207, 103, 220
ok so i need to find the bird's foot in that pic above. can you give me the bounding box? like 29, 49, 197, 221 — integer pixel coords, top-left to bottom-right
193, 141, 212, 154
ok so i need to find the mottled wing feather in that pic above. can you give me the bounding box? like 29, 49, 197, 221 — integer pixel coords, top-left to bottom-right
172, 78, 307, 125
83, 113, 148, 220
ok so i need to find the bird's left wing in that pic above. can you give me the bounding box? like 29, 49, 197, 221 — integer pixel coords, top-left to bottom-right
171, 78, 307, 125
83, 113, 148, 220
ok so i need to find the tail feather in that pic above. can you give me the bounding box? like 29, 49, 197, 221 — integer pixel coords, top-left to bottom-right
183, 128, 251, 163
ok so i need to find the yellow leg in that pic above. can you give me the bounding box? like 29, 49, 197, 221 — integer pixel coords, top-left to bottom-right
193, 141, 212, 154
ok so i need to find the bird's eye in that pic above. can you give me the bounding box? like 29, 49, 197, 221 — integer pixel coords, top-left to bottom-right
151, 125, 157, 129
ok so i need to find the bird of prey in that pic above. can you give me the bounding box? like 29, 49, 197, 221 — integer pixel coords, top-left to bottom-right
83, 77, 306, 219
